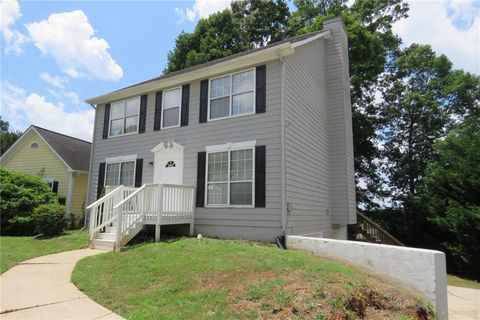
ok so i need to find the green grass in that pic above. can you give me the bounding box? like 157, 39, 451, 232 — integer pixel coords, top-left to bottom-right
73, 238, 429, 320
0, 230, 88, 273
448, 274, 480, 290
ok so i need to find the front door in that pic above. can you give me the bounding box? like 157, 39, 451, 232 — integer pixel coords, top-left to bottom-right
151, 141, 184, 185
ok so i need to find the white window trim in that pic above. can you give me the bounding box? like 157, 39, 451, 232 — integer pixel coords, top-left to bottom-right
161, 86, 182, 130
108, 97, 141, 138
207, 68, 256, 122
204, 141, 256, 208
104, 154, 137, 187
42, 177, 54, 190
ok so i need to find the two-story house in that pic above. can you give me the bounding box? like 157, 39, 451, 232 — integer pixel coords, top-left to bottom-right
85, 17, 356, 251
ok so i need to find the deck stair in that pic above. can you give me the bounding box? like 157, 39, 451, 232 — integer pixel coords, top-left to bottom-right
87, 184, 195, 252
352, 211, 404, 246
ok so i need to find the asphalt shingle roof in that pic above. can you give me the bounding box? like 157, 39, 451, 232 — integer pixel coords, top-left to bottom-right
33, 126, 91, 171
103, 30, 327, 96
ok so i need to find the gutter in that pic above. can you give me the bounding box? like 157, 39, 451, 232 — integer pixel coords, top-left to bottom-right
85, 42, 294, 105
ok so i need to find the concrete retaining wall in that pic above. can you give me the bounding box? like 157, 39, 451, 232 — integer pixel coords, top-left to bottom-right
286, 236, 448, 319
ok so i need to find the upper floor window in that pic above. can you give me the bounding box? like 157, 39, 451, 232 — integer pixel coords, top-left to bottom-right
162, 87, 181, 129
209, 69, 255, 121
110, 97, 140, 137
30, 143, 39, 149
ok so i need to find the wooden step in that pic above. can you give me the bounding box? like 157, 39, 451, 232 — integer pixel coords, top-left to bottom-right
98, 232, 116, 240
89, 239, 115, 251
105, 226, 116, 233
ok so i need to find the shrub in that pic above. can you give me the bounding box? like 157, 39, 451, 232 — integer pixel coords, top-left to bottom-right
0, 168, 57, 235
33, 203, 67, 236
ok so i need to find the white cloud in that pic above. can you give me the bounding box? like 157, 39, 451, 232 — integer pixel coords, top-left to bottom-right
0, 0, 27, 54
175, 0, 230, 23
1, 82, 94, 141
39, 72, 68, 89
26, 10, 123, 81
393, 0, 480, 74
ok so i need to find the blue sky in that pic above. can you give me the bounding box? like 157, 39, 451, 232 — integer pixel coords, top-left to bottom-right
1, 0, 479, 141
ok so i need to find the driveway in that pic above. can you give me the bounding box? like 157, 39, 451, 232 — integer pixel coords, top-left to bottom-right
448, 285, 480, 320
0, 249, 124, 320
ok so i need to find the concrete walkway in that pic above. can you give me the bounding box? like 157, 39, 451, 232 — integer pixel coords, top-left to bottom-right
448, 285, 480, 320
0, 249, 124, 320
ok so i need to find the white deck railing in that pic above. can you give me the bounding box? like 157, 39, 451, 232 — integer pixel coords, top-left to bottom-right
112, 183, 196, 247
86, 185, 137, 240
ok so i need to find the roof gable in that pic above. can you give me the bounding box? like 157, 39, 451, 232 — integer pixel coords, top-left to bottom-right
33, 126, 91, 171
1, 126, 91, 172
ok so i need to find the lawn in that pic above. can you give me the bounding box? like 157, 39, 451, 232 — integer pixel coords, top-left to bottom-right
448, 274, 480, 290
0, 230, 88, 273
73, 238, 432, 319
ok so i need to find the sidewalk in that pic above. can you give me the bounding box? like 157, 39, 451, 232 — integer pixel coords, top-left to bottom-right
448, 285, 480, 320
0, 249, 124, 319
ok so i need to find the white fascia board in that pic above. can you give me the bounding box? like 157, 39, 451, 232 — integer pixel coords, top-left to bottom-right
291, 30, 331, 48
0, 126, 35, 164
32, 127, 73, 171
85, 42, 294, 105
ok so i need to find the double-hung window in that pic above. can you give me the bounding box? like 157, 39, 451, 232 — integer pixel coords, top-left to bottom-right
206, 143, 254, 207
209, 69, 255, 120
105, 158, 136, 187
109, 97, 140, 137
162, 87, 181, 129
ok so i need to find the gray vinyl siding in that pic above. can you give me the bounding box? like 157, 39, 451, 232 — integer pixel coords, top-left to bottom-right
324, 18, 356, 224
283, 39, 333, 236
283, 18, 356, 236
88, 61, 283, 241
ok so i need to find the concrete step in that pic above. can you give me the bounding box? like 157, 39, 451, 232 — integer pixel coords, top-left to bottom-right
89, 239, 115, 251
98, 232, 115, 240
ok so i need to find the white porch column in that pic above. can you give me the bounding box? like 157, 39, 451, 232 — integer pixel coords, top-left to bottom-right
66, 171, 74, 213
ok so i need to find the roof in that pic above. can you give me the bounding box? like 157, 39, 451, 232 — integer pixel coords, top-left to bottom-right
32, 126, 91, 171
86, 28, 332, 105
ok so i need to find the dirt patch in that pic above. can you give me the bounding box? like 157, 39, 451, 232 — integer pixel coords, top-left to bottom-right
191, 267, 432, 319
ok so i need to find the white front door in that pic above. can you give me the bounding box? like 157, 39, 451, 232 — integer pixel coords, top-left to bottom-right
151, 141, 184, 185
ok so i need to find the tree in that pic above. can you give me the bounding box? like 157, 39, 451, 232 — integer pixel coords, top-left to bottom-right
296, 0, 408, 208
231, 0, 291, 46
165, 10, 250, 73
165, 1, 291, 73
0, 118, 22, 155
420, 118, 480, 279
380, 44, 450, 200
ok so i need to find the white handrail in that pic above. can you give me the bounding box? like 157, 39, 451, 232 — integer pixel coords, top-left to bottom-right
86, 185, 123, 210
113, 185, 147, 210
92, 183, 196, 250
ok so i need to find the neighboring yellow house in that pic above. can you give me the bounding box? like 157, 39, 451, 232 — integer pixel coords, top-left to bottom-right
1, 125, 91, 217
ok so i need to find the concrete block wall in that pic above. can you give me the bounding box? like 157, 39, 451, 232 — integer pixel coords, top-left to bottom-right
286, 236, 448, 319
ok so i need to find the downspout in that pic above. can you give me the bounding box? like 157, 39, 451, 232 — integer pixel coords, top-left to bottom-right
279, 51, 288, 234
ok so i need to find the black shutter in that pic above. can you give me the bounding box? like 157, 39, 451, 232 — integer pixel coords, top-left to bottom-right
97, 162, 106, 199
256, 65, 266, 114
196, 152, 206, 207
52, 181, 59, 194
255, 145, 266, 207
199, 80, 209, 123
181, 84, 190, 126
154, 91, 162, 131
135, 159, 143, 187
138, 95, 147, 133
102, 104, 110, 139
